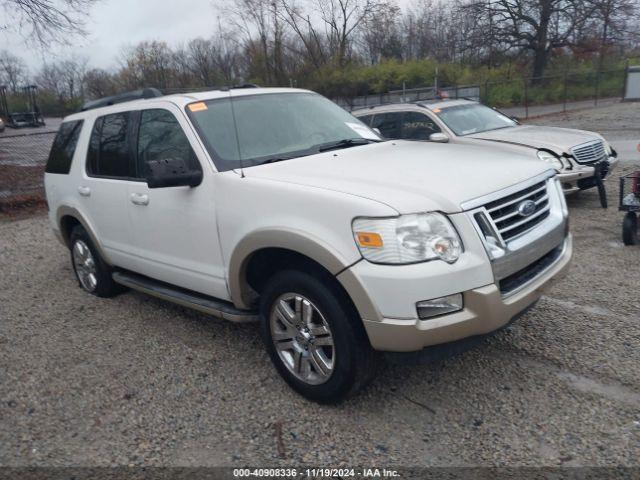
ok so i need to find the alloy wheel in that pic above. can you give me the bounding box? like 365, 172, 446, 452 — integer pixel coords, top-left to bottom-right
72, 240, 98, 292
269, 293, 335, 385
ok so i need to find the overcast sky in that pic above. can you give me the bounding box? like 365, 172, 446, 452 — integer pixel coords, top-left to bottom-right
4, 0, 414, 75
3, 0, 226, 71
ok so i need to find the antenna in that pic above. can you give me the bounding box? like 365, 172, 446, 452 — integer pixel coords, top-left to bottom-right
227, 89, 245, 178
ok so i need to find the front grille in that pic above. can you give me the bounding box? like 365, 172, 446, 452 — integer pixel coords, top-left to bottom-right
571, 140, 606, 165
483, 180, 550, 242
499, 244, 563, 295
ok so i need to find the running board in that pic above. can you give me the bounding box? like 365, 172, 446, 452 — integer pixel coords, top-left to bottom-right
112, 271, 258, 323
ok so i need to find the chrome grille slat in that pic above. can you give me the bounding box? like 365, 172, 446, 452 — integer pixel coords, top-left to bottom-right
492, 194, 548, 223
499, 204, 551, 234
571, 140, 606, 165
481, 180, 551, 242
487, 184, 547, 213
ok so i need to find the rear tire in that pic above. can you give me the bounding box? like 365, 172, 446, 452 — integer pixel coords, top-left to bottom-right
622, 212, 638, 246
69, 225, 125, 298
260, 269, 377, 403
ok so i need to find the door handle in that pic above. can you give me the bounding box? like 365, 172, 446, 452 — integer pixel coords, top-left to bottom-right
77, 186, 91, 197
130, 193, 149, 206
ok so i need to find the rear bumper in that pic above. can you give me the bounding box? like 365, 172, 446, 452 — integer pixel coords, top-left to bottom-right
361, 234, 572, 352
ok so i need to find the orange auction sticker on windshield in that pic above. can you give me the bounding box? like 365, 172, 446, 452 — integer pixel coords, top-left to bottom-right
188, 102, 208, 112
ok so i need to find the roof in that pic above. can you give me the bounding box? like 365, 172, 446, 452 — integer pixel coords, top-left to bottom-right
65, 87, 313, 121
351, 98, 477, 115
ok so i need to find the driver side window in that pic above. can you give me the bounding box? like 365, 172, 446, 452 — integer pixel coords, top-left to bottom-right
137, 109, 200, 176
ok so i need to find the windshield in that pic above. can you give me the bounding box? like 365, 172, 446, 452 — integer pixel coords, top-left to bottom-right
187, 92, 381, 171
434, 104, 517, 136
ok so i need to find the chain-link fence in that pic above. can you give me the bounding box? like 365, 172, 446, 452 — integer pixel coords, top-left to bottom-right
335, 68, 626, 118
0, 130, 56, 209
334, 84, 481, 111
486, 69, 626, 119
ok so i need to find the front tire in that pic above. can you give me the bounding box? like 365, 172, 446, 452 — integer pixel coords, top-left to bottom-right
69, 225, 124, 298
260, 269, 376, 403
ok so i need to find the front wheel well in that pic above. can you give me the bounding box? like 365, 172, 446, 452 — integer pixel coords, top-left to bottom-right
59, 215, 81, 247
245, 248, 332, 295
243, 248, 359, 316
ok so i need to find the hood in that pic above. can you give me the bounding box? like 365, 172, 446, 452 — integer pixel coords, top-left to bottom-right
469, 125, 603, 156
244, 140, 551, 214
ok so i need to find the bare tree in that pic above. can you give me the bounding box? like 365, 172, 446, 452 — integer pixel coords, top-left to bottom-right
119, 41, 176, 89
84, 68, 117, 98
0, 50, 27, 91
358, 1, 402, 63
35, 63, 65, 101
187, 38, 217, 86
466, 0, 590, 79
279, 0, 389, 67
589, 0, 638, 52
211, 29, 242, 85
1, 0, 99, 45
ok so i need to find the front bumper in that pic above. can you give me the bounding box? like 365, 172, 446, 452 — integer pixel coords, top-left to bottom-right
361, 235, 572, 352
559, 156, 619, 194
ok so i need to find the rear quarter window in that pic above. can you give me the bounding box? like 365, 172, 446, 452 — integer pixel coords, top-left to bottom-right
45, 120, 84, 174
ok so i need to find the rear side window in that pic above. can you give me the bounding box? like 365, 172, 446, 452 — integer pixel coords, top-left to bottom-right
371, 112, 402, 139
357, 114, 373, 126
86, 112, 135, 178
45, 120, 83, 174
137, 109, 200, 176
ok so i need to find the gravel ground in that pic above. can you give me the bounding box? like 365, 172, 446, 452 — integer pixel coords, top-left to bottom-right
1, 103, 639, 469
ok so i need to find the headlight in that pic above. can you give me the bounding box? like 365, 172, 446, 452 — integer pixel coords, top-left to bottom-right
537, 150, 563, 171
603, 140, 612, 156
352, 212, 462, 264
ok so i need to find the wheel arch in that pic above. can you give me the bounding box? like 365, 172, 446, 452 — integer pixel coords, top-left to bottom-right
56, 206, 112, 265
228, 229, 356, 310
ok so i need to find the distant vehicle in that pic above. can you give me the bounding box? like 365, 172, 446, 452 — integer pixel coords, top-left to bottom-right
8, 112, 45, 128
0, 85, 46, 129
45, 88, 571, 402
353, 99, 618, 194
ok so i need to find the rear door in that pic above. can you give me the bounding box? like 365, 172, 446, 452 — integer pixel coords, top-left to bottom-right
125, 105, 228, 299
78, 111, 142, 267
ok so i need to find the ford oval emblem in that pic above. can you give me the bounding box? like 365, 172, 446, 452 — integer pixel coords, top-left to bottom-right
517, 200, 537, 217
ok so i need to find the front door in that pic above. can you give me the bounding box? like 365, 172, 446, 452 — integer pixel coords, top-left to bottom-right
125, 106, 228, 300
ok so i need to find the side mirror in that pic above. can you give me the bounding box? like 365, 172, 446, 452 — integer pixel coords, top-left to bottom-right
373, 127, 382, 135
429, 133, 449, 143
146, 157, 203, 189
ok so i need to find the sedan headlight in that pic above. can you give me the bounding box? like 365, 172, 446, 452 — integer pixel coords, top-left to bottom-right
603, 140, 613, 156
537, 150, 563, 171
352, 212, 462, 264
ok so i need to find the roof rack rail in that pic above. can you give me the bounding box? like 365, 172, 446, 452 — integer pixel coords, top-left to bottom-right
81, 88, 164, 112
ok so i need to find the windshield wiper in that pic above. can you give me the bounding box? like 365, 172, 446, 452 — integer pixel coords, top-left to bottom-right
316, 138, 380, 153
256, 155, 297, 166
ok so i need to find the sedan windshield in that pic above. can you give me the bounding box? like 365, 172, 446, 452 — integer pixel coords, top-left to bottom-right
434, 104, 517, 136
187, 92, 382, 171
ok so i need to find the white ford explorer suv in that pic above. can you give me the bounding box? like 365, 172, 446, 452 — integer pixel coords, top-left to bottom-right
45, 87, 572, 403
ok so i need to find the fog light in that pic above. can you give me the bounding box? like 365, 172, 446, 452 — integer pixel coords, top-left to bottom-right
417, 293, 463, 319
